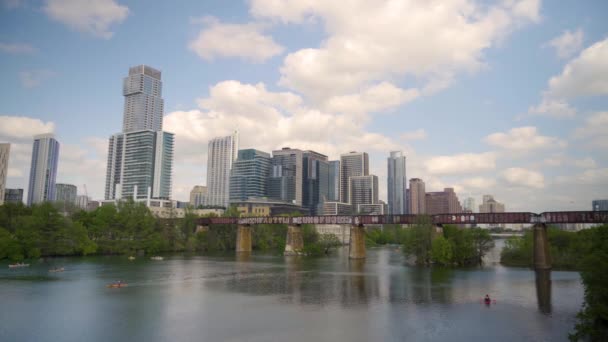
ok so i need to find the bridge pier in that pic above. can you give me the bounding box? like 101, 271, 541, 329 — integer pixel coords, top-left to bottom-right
236, 224, 252, 253
349, 224, 366, 259
284, 225, 304, 256
533, 223, 551, 270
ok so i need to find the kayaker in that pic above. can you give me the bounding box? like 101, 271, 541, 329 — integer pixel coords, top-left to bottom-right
484, 294, 491, 304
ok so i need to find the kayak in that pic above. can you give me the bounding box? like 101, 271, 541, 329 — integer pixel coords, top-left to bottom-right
8, 263, 30, 268
106, 283, 128, 288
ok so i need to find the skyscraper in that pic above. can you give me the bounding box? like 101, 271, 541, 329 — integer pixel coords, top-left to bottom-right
122, 65, 164, 133
479, 195, 505, 213
425, 188, 462, 214
340, 151, 369, 204
302, 150, 329, 215
229, 149, 271, 202
463, 197, 476, 213
328, 160, 340, 201
409, 178, 426, 214
206, 131, 239, 207
4, 188, 23, 204
105, 66, 174, 201
27, 133, 60, 205
55, 183, 77, 206
190, 185, 208, 208
0, 143, 9, 206
387, 151, 407, 215
268, 147, 303, 206
350, 175, 378, 213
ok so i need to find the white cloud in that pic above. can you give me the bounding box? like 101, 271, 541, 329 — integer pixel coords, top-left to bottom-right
400, 129, 427, 141
19, 70, 56, 88
573, 111, 608, 148
323, 82, 419, 115
528, 98, 576, 118
0, 116, 55, 139
546, 28, 584, 59
461, 177, 497, 189
484, 126, 566, 150
502, 167, 545, 188
573, 157, 596, 169
44, 0, 129, 39
0, 42, 37, 54
425, 152, 496, 175
251, 0, 541, 102
189, 17, 284, 62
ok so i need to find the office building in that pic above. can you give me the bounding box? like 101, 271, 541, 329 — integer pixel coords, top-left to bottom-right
425, 188, 462, 215
320, 201, 352, 216
302, 150, 329, 215
232, 197, 308, 216
27, 133, 60, 205
268, 147, 303, 206
206, 131, 239, 208
328, 160, 340, 201
105, 130, 174, 200
592, 200, 608, 211
409, 178, 426, 214
55, 183, 77, 206
340, 151, 369, 204
77, 195, 89, 210
463, 197, 476, 213
358, 203, 385, 215
105, 65, 174, 202
387, 151, 407, 215
0, 143, 9, 205
190, 185, 208, 208
479, 195, 505, 213
122, 65, 164, 133
4, 188, 23, 204
229, 149, 271, 202
350, 175, 378, 213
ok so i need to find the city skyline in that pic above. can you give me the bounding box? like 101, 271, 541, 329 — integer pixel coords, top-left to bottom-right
0, 0, 607, 212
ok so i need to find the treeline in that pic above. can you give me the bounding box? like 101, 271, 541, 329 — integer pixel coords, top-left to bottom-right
0, 202, 341, 261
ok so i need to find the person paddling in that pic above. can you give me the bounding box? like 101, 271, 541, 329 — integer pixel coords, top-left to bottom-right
484, 294, 491, 304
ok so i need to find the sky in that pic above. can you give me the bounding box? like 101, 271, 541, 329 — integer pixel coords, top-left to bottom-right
0, 0, 607, 212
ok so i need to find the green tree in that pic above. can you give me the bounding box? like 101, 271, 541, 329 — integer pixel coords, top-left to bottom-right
469, 228, 494, 265
402, 215, 434, 265
431, 235, 453, 265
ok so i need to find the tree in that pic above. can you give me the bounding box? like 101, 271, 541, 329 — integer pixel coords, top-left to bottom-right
469, 228, 494, 265
318, 233, 342, 255
402, 215, 434, 265
431, 235, 452, 265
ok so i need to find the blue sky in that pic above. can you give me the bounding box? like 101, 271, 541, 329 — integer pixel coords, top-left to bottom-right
0, 0, 607, 212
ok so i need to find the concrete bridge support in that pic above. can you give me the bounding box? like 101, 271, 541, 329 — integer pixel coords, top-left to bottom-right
236, 224, 252, 253
284, 225, 304, 256
533, 223, 551, 270
349, 224, 366, 259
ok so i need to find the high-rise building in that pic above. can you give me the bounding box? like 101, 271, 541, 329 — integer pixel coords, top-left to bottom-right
409, 178, 426, 214
190, 185, 208, 208
77, 195, 89, 210
425, 188, 462, 214
105, 66, 174, 202
55, 183, 77, 206
0, 143, 9, 206
229, 149, 271, 202
302, 150, 329, 215
122, 65, 164, 133
320, 201, 352, 215
268, 147, 303, 206
593, 200, 608, 211
340, 151, 369, 204
328, 160, 340, 201
4, 188, 23, 204
387, 151, 407, 215
350, 175, 378, 213
479, 195, 505, 213
105, 130, 174, 200
27, 133, 60, 205
463, 197, 476, 213
206, 131, 239, 208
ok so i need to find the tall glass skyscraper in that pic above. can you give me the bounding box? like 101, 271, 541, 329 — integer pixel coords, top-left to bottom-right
0, 143, 9, 206
229, 149, 271, 202
328, 160, 340, 202
55, 183, 77, 206
206, 131, 239, 207
27, 133, 60, 205
387, 151, 407, 215
340, 151, 369, 204
302, 150, 329, 215
268, 147, 302, 205
105, 65, 174, 201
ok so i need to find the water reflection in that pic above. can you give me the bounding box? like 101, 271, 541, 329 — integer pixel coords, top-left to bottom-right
535, 269, 552, 315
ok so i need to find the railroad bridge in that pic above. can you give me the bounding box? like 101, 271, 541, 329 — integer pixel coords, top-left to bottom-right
197, 211, 608, 270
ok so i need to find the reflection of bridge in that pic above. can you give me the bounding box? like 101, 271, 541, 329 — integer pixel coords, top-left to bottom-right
197, 211, 608, 270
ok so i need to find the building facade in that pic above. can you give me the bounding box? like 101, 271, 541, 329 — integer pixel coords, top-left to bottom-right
229, 149, 271, 202
409, 178, 426, 214
189, 185, 208, 208
302, 150, 329, 215
232, 197, 308, 216
340, 151, 369, 204
206, 131, 239, 208
479, 195, 505, 213
387, 151, 407, 215
0, 143, 9, 205
425, 188, 462, 215
592, 200, 608, 211
320, 201, 352, 215
27, 133, 60, 205
55, 183, 77, 206
77, 195, 89, 210
350, 175, 379, 213
268, 147, 303, 206
4, 188, 23, 204
122, 65, 164, 133
463, 197, 476, 213
328, 160, 340, 202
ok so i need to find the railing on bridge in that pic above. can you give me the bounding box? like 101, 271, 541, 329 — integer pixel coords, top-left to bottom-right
197, 211, 608, 226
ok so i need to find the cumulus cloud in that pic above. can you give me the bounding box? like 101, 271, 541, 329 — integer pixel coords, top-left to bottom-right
400, 129, 428, 141
19, 69, 56, 88
528, 98, 576, 118
0, 42, 37, 54
0, 116, 55, 139
44, 0, 129, 39
251, 0, 541, 102
502, 167, 545, 188
323, 82, 419, 115
461, 177, 497, 189
189, 17, 284, 62
573, 157, 596, 169
546, 28, 584, 59
573, 111, 608, 148
484, 126, 566, 150
425, 152, 496, 175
